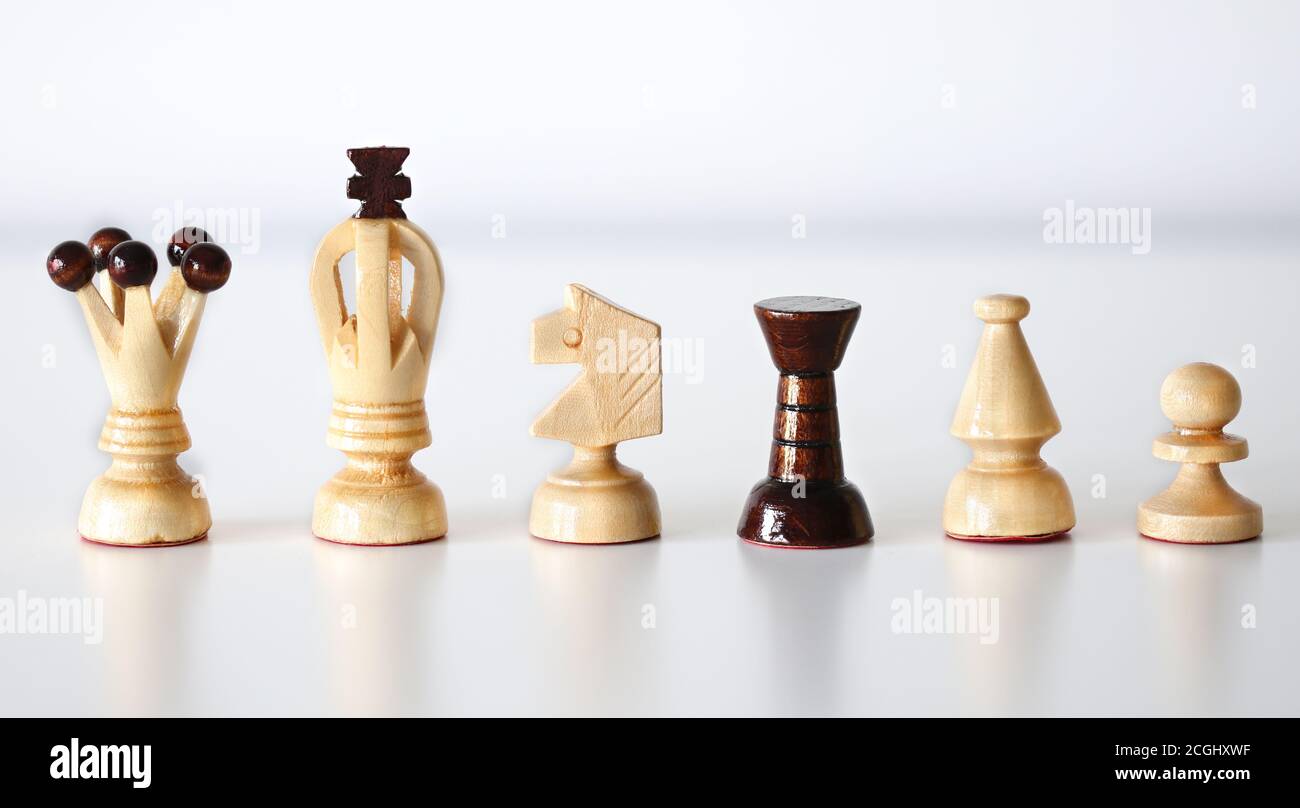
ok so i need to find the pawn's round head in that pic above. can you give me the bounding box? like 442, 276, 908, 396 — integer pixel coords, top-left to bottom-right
107, 240, 158, 288
1160, 362, 1241, 432
87, 227, 132, 272
166, 227, 212, 267
47, 240, 96, 291
974, 294, 1030, 324
180, 242, 231, 292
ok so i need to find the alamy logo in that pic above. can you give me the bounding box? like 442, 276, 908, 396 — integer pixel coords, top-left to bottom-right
50, 739, 151, 789
890, 589, 1000, 645
1042, 200, 1151, 255
0, 590, 102, 644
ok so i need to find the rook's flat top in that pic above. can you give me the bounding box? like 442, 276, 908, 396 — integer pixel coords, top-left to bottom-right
755, 296, 859, 315
753, 296, 861, 373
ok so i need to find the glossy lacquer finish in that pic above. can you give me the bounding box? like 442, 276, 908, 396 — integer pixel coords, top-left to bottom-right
88, 226, 131, 272
166, 226, 212, 267
737, 296, 873, 548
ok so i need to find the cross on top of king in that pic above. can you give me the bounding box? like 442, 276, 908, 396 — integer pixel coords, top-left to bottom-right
346, 146, 412, 220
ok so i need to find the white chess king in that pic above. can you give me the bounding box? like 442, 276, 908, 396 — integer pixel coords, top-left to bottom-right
46, 226, 231, 546
309, 147, 448, 545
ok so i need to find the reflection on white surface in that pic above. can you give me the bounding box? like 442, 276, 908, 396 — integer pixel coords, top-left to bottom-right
79, 539, 211, 717
942, 536, 1073, 716
312, 538, 446, 716
1138, 536, 1262, 714
0, 513, 1292, 716
738, 542, 870, 716
527, 537, 663, 716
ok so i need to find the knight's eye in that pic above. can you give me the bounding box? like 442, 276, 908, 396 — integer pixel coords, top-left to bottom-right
562, 328, 582, 348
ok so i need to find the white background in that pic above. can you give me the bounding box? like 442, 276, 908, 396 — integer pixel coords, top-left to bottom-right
0, 0, 1297, 715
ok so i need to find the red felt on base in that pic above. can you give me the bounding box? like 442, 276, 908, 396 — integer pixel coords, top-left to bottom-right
529, 533, 659, 546
1138, 532, 1259, 545
741, 535, 870, 550
945, 530, 1070, 543
312, 533, 446, 547
79, 532, 208, 548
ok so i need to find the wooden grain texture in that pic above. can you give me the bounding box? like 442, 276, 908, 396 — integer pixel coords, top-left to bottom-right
737, 296, 873, 548
166, 226, 212, 267
943, 294, 1075, 541
47, 235, 229, 546
529, 284, 662, 544
47, 240, 95, 291
310, 152, 446, 545
1138, 362, 1262, 543
88, 226, 129, 320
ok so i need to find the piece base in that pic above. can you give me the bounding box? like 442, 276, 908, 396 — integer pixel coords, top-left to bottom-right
1138, 479, 1262, 545
79, 531, 208, 548
737, 478, 873, 549
942, 464, 1076, 541
312, 472, 448, 546
529, 469, 661, 544
78, 472, 213, 549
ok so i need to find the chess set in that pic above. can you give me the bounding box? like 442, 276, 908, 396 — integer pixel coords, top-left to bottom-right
44, 147, 1262, 549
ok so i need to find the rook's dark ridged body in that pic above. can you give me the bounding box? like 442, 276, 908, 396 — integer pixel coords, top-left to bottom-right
738, 296, 873, 548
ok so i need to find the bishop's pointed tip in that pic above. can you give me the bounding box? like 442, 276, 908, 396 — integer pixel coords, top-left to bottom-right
950, 306, 1062, 440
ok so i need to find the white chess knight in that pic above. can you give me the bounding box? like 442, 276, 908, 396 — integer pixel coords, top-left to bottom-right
309, 147, 448, 545
529, 284, 663, 544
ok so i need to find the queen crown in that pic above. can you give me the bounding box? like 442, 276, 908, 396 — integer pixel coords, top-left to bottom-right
45, 225, 231, 546
46, 227, 230, 414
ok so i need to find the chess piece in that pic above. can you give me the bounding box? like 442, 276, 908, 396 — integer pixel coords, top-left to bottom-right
737, 296, 873, 548
529, 284, 662, 543
309, 147, 447, 545
944, 294, 1074, 541
1138, 363, 1262, 543
45, 227, 231, 546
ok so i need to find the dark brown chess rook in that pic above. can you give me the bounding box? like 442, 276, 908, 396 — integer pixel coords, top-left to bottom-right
738, 296, 873, 548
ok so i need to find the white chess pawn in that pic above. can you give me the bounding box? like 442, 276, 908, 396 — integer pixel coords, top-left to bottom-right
1138, 363, 1262, 543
